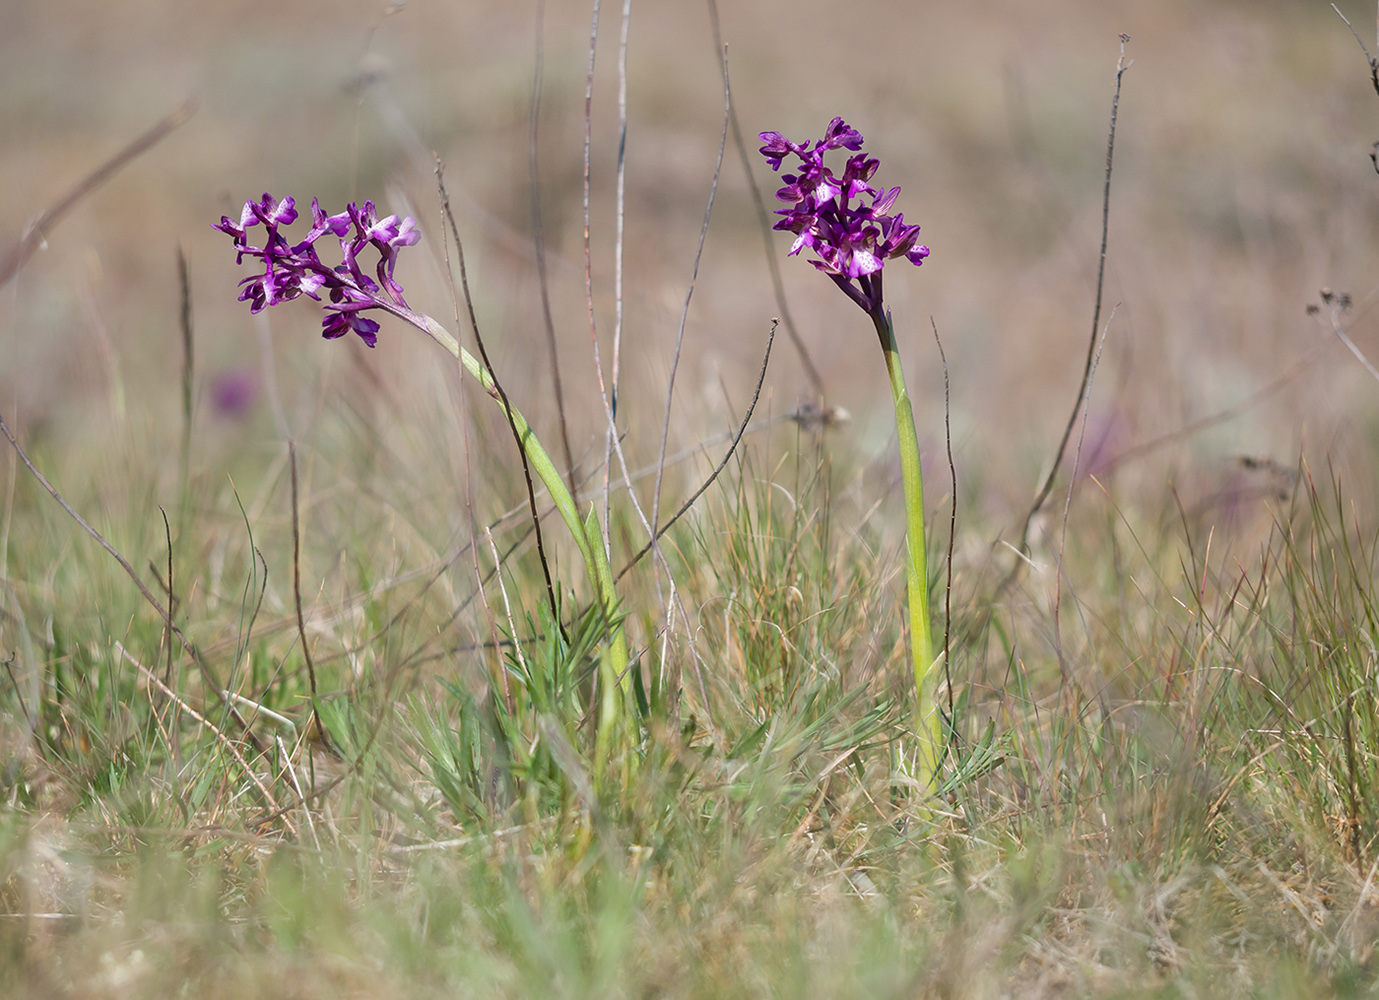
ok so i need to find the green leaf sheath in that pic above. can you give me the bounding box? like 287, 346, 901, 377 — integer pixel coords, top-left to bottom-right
419, 313, 631, 773
871, 307, 942, 796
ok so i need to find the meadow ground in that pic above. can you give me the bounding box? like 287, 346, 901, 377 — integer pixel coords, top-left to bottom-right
6, 1, 1379, 996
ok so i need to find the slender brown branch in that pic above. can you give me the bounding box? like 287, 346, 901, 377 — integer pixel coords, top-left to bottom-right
603, 0, 633, 538
651, 41, 732, 557
705, 0, 824, 400
0, 411, 262, 753
581, 0, 618, 565
529, 0, 579, 504
436, 160, 563, 632
160, 507, 175, 684
289, 441, 329, 751
617, 318, 777, 582
177, 246, 194, 475
1014, 35, 1130, 557
122, 646, 286, 827
1333, 4, 1379, 98
0, 100, 196, 288
930, 318, 956, 728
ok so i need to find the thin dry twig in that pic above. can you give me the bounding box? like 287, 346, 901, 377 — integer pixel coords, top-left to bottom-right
565, 0, 708, 722
484, 527, 530, 684
436, 159, 563, 633
278, 735, 319, 850
650, 41, 732, 545
613, 0, 632, 410
618, 318, 778, 582
930, 319, 956, 727
177, 246, 194, 474
603, 0, 633, 538
289, 441, 329, 751
120, 644, 287, 829
1309, 288, 1379, 384
581, 0, 617, 560
157, 507, 179, 692
0, 100, 196, 288
1014, 35, 1130, 557
705, 0, 824, 399
528, 0, 579, 504
1333, 3, 1379, 99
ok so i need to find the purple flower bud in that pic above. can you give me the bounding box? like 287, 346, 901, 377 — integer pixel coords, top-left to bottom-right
209, 368, 259, 419
322, 309, 380, 348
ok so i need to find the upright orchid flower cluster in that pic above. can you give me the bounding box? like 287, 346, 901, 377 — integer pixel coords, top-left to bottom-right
759, 117, 929, 316
761, 118, 943, 800
214, 194, 420, 348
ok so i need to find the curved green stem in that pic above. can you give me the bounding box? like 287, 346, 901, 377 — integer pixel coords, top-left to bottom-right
415, 312, 630, 774
869, 306, 942, 799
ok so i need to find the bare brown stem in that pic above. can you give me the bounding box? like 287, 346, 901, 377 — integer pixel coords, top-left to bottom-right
289, 441, 329, 752
0, 100, 196, 288
618, 319, 777, 582
1013, 36, 1130, 559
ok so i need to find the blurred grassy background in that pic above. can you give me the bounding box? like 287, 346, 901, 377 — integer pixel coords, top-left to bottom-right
5, 0, 1379, 531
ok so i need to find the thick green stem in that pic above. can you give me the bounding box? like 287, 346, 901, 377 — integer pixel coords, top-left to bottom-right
417, 313, 630, 774
870, 307, 942, 798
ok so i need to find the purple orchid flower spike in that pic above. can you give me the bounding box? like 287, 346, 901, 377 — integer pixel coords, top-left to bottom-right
214, 193, 423, 347
758, 118, 928, 316
759, 118, 943, 804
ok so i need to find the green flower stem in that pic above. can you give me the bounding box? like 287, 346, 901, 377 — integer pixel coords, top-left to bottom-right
417, 313, 630, 772
869, 306, 942, 799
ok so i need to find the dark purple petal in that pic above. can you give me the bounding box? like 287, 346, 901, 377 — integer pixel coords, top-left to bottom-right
302, 197, 351, 244
843, 153, 879, 183
820, 117, 864, 151
213, 216, 245, 242
323, 309, 380, 347
247, 193, 297, 228
871, 186, 900, 215
237, 275, 268, 313
758, 131, 800, 171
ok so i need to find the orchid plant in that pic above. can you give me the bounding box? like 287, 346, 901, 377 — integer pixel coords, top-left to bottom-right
215, 194, 631, 772
759, 118, 943, 795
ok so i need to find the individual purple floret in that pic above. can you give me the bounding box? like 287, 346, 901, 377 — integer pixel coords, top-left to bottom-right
759, 117, 929, 315
214, 193, 421, 348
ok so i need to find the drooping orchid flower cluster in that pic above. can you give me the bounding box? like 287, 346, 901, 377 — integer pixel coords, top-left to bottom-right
214, 194, 420, 347
759, 117, 929, 315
